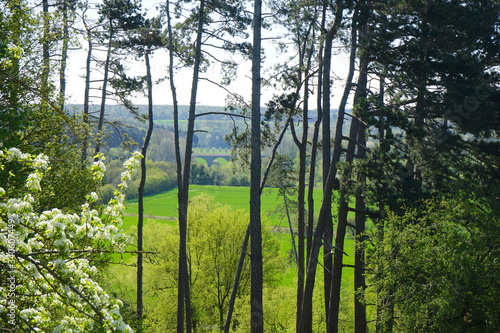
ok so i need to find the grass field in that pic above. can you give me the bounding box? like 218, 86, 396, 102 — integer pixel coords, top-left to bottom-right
123, 185, 356, 266
123, 184, 356, 278
123, 185, 329, 229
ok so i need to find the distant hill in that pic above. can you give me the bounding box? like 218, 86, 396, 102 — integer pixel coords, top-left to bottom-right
66, 104, 338, 122
65, 104, 344, 160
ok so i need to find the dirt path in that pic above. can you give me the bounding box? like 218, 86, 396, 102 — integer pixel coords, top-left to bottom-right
124, 213, 177, 221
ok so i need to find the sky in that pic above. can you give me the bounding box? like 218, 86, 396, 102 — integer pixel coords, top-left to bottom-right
64, 46, 352, 108
63, 1, 352, 108
64, 46, 254, 107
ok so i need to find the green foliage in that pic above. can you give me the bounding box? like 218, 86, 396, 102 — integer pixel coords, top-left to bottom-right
139, 195, 284, 331
0, 149, 140, 332
98, 0, 144, 30
101, 159, 177, 201
367, 199, 500, 332
0, 0, 97, 213
0, 0, 37, 148
161, 0, 251, 69
361, 0, 500, 208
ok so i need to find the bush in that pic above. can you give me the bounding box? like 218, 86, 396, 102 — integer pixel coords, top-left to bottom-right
367, 199, 500, 332
142, 195, 285, 331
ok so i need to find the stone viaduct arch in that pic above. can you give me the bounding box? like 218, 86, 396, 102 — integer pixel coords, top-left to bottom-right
192, 153, 232, 167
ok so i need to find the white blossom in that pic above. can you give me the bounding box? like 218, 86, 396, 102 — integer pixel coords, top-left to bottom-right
91, 158, 106, 180
26, 173, 42, 190
32, 153, 49, 169
6, 147, 24, 161
0, 148, 135, 332
89, 191, 99, 202
20, 308, 39, 320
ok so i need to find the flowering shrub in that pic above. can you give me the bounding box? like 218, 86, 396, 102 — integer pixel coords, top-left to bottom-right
0, 149, 142, 332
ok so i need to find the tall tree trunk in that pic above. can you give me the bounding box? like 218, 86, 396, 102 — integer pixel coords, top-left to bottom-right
328, 84, 360, 333
250, 0, 263, 331
354, 134, 367, 333
296, 82, 308, 326
295, 41, 313, 333
166, 0, 183, 195
308, 0, 327, 259
224, 116, 291, 332
41, 0, 50, 107
375, 68, 394, 333
94, 22, 113, 160
301, 6, 326, 328
167, 0, 188, 328
327, 193, 349, 333
284, 193, 299, 264
326, 7, 360, 332
321, 13, 334, 324
81, 14, 92, 165
299, 1, 344, 331
136, 47, 154, 330
298, 130, 342, 333
176, 0, 206, 331
321, 0, 348, 319
353, 9, 369, 330
58, 0, 70, 111
223, 224, 250, 333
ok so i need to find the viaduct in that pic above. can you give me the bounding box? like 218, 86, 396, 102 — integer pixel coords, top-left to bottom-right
192, 153, 233, 167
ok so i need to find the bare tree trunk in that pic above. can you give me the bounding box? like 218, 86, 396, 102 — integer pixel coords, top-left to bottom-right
136, 47, 154, 330
284, 193, 299, 264
41, 0, 50, 106
306, 88, 322, 247
166, 0, 187, 329
354, 141, 367, 333
374, 68, 394, 333
295, 58, 309, 333
328, 97, 359, 333
298, 138, 342, 333
81, 11, 92, 165
300, 6, 326, 330
166, 0, 183, 195
321, 0, 348, 319
327, 194, 349, 333
176, 0, 206, 331
250, 0, 263, 331
94, 23, 113, 159
223, 224, 250, 333
299, 2, 344, 332
321, 16, 334, 325
58, 0, 70, 111
308, 0, 326, 259
81, 8, 93, 167
353, 17, 369, 332
326, 7, 360, 332
224, 116, 291, 332
304, 96, 321, 327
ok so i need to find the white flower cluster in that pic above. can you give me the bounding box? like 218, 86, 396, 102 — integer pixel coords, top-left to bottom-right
119, 151, 143, 189
0, 149, 142, 332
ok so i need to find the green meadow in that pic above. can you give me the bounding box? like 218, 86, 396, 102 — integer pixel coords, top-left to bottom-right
122, 184, 357, 284
123, 185, 328, 229
123, 185, 356, 263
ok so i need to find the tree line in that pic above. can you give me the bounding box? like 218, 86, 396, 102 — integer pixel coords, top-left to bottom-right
1, 0, 499, 332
